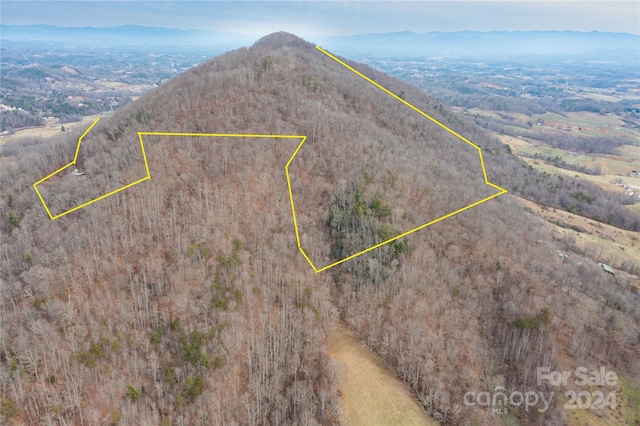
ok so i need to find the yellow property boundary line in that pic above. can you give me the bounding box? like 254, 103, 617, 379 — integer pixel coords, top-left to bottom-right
33, 118, 102, 220
310, 46, 508, 272
33, 46, 507, 273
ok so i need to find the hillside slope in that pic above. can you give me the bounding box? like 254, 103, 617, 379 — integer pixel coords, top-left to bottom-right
1, 32, 639, 425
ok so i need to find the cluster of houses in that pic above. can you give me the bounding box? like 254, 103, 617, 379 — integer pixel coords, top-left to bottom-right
542, 240, 616, 277
614, 181, 640, 199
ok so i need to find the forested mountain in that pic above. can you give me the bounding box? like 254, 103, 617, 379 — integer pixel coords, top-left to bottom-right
1, 32, 638, 425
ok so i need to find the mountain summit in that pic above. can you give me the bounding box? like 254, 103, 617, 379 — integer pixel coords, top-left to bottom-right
253, 31, 315, 48
1, 33, 638, 425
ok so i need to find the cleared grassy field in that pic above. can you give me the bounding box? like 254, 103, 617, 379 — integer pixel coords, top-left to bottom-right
467, 107, 504, 120
2, 125, 62, 142
539, 111, 608, 127
494, 133, 530, 148
94, 81, 148, 92
497, 134, 640, 195
492, 105, 639, 142
618, 377, 640, 426
616, 144, 640, 159
520, 157, 633, 193
516, 143, 566, 158
565, 386, 637, 426
328, 324, 436, 426
1, 113, 109, 145
565, 89, 626, 103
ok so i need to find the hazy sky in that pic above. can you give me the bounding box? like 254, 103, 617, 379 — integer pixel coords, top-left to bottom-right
2, 1, 638, 36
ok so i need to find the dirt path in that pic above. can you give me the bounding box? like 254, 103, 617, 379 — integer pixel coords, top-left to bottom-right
327, 323, 437, 426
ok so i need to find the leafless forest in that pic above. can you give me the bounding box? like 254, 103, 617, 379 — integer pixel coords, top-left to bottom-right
1, 33, 639, 425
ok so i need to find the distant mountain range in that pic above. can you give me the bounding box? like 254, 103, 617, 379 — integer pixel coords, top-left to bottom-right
316, 30, 640, 60
2, 25, 638, 60
0, 24, 259, 49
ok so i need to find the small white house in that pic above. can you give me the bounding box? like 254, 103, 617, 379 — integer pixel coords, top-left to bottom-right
598, 263, 614, 275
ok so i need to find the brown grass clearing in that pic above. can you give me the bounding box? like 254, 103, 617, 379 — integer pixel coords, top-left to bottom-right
493, 132, 531, 148
327, 323, 437, 426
